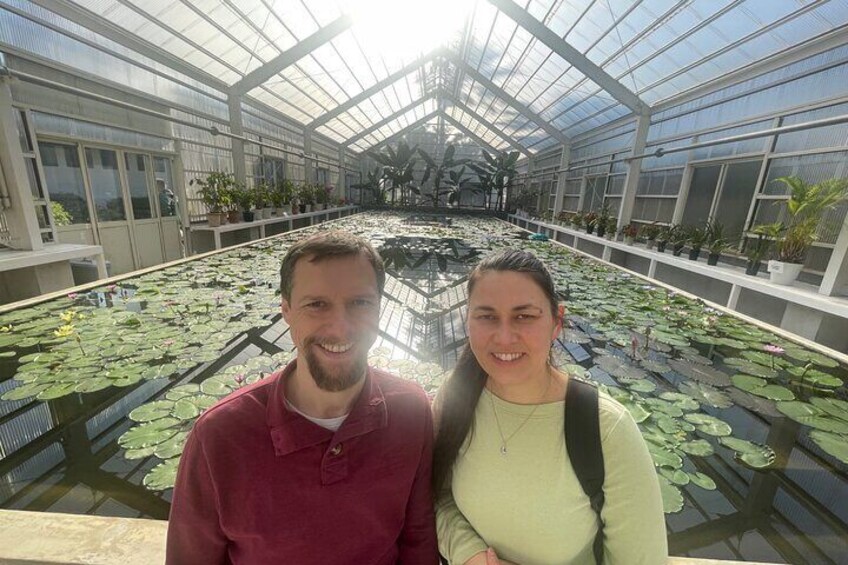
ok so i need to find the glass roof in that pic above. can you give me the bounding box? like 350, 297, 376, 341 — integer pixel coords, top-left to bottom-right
51, 0, 848, 154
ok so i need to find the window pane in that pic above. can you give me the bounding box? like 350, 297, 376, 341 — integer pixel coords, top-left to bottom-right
715, 161, 761, 242
15, 110, 32, 153
153, 157, 177, 218
85, 148, 126, 222
762, 151, 848, 195
25, 158, 44, 198
682, 165, 721, 226
125, 153, 154, 220
39, 142, 90, 225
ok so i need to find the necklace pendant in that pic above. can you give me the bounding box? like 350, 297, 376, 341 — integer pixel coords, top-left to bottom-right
500, 445, 507, 455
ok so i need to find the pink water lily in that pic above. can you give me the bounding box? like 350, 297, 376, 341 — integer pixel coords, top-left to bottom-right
234, 373, 246, 386
67, 292, 78, 299
763, 344, 785, 355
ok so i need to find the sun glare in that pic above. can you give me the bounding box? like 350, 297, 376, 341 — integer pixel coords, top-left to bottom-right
347, 0, 475, 61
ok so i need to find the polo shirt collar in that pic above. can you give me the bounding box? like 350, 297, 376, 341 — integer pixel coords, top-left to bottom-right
267, 358, 387, 457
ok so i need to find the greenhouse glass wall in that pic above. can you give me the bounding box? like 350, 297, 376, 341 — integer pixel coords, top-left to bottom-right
0, 1, 847, 563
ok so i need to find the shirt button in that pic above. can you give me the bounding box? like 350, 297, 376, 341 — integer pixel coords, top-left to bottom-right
330, 443, 343, 456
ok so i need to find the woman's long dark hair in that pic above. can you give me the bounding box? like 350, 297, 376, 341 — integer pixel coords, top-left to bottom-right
432, 248, 560, 493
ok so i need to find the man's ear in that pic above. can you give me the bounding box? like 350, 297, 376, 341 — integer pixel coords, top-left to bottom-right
281, 299, 291, 323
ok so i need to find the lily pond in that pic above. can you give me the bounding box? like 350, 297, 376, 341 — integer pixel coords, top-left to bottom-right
0, 212, 846, 563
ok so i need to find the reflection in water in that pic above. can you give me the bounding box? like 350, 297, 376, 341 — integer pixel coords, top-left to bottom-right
0, 213, 845, 563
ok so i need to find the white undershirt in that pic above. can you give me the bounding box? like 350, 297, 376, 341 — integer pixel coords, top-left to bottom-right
285, 398, 348, 432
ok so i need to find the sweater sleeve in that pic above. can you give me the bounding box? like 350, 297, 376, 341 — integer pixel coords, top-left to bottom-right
599, 407, 668, 565
435, 481, 488, 565
397, 395, 439, 564
166, 419, 230, 565
432, 386, 488, 565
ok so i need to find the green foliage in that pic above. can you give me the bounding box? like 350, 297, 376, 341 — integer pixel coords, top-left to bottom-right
469, 149, 520, 211
51, 201, 73, 226
189, 171, 235, 213
772, 176, 848, 263
368, 140, 419, 205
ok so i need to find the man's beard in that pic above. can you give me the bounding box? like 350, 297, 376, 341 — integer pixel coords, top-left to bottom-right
302, 336, 367, 392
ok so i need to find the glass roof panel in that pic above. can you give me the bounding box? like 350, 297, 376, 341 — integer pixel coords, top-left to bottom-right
47, 0, 848, 151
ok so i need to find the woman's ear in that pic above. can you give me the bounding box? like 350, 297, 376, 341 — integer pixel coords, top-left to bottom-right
553, 303, 566, 339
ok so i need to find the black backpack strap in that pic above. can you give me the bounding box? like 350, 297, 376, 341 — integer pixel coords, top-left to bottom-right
565, 377, 606, 564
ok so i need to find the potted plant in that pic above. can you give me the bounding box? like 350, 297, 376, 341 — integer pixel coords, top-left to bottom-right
706, 220, 728, 266
252, 182, 270, 220
746, 223, 782, 276
620, 223, 640, 245
556, 210, 571, 226
604, 216, 617, 240
274, 179, 294, 216
584, 212, 598, 235
297, 183, 314, 213
656, 225, 672, 253
670, 225, 688, 256
190, 171, 233, 227
687, 225, 709, 261
641, 222, 660, 249
571, 212, 584, 230
223, 185, 240, 224
231, 183, 255, 222
315, 185, 332, 211
595, 204, 611, 238
767, 176, 848, 285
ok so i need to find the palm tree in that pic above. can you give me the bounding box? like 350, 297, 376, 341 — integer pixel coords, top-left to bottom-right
350, 167, 385, 205
418, 143, 469, 207
468, 150, 520, 211
368, 140, 419, 206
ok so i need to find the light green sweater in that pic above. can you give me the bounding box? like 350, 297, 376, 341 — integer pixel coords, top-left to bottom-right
436, 387, 667, 565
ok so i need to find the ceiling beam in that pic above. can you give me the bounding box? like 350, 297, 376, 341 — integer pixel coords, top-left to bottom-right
487, 0, 645, 114
345, 92, 440, 145
230, 15, 352, 96
440, 113, 510, 156
450, 57, 569, 145
308, 47, 447, 130
443, 95, 530, 156
28, 0, 228, 92
363, 110, 441, 153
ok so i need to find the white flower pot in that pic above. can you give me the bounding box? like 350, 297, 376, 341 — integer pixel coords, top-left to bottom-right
768, 260, 803, 285
254, 208, 265, 220
263, 207, 274, 218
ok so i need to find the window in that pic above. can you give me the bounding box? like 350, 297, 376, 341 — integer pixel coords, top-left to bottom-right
38, 142, 90, 225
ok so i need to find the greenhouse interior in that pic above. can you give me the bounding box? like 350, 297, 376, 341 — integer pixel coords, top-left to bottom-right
0, 0, 847, 563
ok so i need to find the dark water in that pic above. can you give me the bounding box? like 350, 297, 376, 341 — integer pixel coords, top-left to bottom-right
0, 212, 845, 563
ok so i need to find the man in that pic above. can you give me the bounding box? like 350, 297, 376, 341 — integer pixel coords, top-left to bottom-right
166, 231, 438, 564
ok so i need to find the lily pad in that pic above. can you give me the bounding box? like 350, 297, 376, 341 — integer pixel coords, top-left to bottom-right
118, 418, 180, 449
731, 374, 794, 401
143, 458, 180, 491
173, 399, 201, 420
677, 381, 732, 409
809, 430, 848, 464
684, 413, 732, 437
658, 392, 700, 411
669, 360, 731, 387
129, 400, 175, 422
660, 468, 690, 486
647, 442, 683, 469
687, 471, 717, 490
719, 436, 776, 469
658, 476, 684, 513
679, 439, 714, 457
777, 401, 848, 434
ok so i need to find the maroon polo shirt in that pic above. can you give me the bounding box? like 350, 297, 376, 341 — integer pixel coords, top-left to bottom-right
166, 360, 438, 565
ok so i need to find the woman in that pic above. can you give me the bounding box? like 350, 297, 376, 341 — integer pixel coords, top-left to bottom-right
433, 249, 666, 565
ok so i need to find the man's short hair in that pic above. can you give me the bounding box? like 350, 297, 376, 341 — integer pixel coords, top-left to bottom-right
279, 230, 385, 301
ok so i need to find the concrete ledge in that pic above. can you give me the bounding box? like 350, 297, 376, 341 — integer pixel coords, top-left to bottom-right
0, 510, 781, 564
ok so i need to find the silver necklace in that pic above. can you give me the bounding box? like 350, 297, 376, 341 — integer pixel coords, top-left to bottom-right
489, 377, 552, 456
